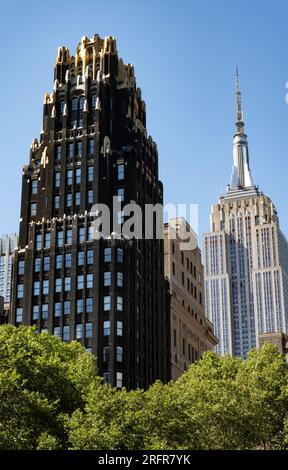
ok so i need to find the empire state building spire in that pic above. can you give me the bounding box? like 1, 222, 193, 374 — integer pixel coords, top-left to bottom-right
229, 68, 254, 191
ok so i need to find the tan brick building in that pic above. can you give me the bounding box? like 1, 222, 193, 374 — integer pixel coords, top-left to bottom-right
164, 218, 217, 380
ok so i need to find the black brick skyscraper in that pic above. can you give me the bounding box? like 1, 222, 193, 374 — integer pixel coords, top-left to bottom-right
11, 35, 171, 389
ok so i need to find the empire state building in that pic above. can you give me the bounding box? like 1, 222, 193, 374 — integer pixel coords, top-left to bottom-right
203, 71, 288, 357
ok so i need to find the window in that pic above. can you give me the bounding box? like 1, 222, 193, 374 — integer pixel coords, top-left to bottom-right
104, 296, 111, 311
31, 180, 38, 194
63, 325, 70, 342
42, 280, 49, 295
78, 227, 85, 243
18, 260, 25, 275
91, 95, 97, 108
36, 234, 42, 249
54, 302, 61, 317
103, 320, 110, 336
103, 372, 110, 384
33, 305, 39, 320
88, 166, 94, 182
78, 251, 84, 266
117, 248, 123, 263
64, 301, 70, 315
118, 211, 124, 225
16, 307, 23, 323
76, 323, 83, 339
77, 275, 84, 290
117, 188, 124, 202
75, 192, 81, 206
68, 143, 74, 159
172, 262, 175, 276
42, 304, 48, 319
71, 98, 78, 111
31, 203, 37, 217
57, 231, 64, 247
116, 372, 123, 388
117, 296, 123, 311
104, 247, 112, 262
86, 297, 93, 313
77, 141, 82, 157
117, 272, 123, 287
87, 190, 93, 204
55, 172, 61, 188
59, 101, 65, 114
54, 196, 60, 209
64, 277, 71, 292
56, 254, 63, 270
87, 250, 93, 265
116, 346, 123, 362
33, 281, 40, 296
86, 273, 93, 289
67, 169, 73, 185
44, 233, 51, 249
77, 299, 84, 314
103, 346, 110, 362
65, 253, 72, 268
104, 271, 111, 287
66, 229, 72, 245
55, 145, 61, 161
76, 168, 81, 185
55, 278, 62, 293
117, 163, 124, 180
34, 258, 41, 273
88, 139, 94, 154
117, 321, 123, 336
66, 193, 72, 207
86, 322, 92, 338
54, 327, 61, 337
43, 257, 50, 272
87, 225, 94, 242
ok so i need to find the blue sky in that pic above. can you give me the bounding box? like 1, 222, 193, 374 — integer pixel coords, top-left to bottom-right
0, 0, 288, 242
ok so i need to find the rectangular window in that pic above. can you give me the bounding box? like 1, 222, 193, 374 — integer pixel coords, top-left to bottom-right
33, 281, 40, 296
17, 283, 24, 299
43, 257, 50, 272
103, 346, 110, 363
54, 196, 60, 209
68, 143, 74, 159
104, 247, 112, 262
118, 211, 124, 225
116, 346, 123, 362
117, 188, 124, 202
44, 233, 51, 249
117, 320, 123, 336
67, 169, 73, 186
64, 301, 70, 316
55, 172, 61, 188
76, 168, 81, 185
117, 248, 124, 263
42, 304, 48, 319
65, 253, 72, 268
64, 277, 71, 292
87, 250, 93, 265
86, 322, 92, 338
42, 280, 49, 295
88, 166, 94, 182
74, 192, 80, 207
78, 227, 85, 243
56, 254, 63, 270
31, 203, 37, 217
86, 297, 93, 313
77, 299, 84, 314
55, 278, 62, 293
32, 305, 39, 320
57, 231, 64, 247
55, 145, 61, 161
78, 251, 85, 266
76, 323, 83, 339
104, 271, 111, 287
36, 234, 42, 249
87, 190, 93, 204
88, 139, 94, 155
66, 229, 72, 245
31, 180, 38, 194
66, 193, 72, 207
117, 163, 124, 180
77, 141, 82, 157
117, 272, 123, 287
63, 325, 70, 342
116, 372, 123, 388
86, 273, 93, 289
54, 327, 61, 337
117, 296, 123, 311
104, 295, 111, 311
54, 302, 61, 317
77, 275, 84, 290
16, 307, 23, 323
103, 320, 110, 336
18, 260, 25, 275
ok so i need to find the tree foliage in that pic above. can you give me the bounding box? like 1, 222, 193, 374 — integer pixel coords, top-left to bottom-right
1, 325, 288, 450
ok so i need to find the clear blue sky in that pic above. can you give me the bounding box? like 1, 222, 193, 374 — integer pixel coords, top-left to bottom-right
1, 0, 288, 242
